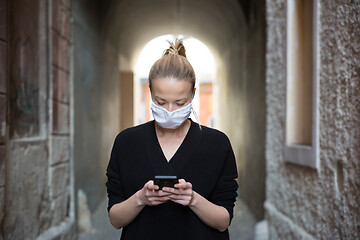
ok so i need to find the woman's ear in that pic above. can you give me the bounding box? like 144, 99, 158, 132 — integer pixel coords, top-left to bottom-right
192, 88, 197, 99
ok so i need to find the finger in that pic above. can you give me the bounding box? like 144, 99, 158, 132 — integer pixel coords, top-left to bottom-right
147, 190, 172, 198
149, 200, 167, 206
145, 180, 154, 189
168, 194, 182, 200
154, 190, 172, 197
163, 187, 188, 197
151, 196, 171, 202
163, 187, 193, 198
174, 178, 186, 188
162, 187, 178, 193
176, 182, 189, 190
175, 179, 187, 189
168, 193, 192, 200
149, 196, 170, 205
180, 188, 192, 196
169, 196, 192, 206
178, 179, 186, 184
146, 180, 160, 191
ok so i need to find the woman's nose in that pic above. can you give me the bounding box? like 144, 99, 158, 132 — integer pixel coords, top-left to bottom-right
167, 104, 176, 112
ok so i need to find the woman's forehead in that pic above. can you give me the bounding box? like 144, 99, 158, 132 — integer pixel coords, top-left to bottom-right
151, 78, 193, 94
151, 80, 193, 102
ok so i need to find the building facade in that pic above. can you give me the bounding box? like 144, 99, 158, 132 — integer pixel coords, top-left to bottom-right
265, 0, 360, 239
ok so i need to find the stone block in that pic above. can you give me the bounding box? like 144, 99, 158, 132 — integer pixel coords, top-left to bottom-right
50, 163, 69, 197
0, 0, 6, 41
52, 191, 69, 226
0, 42, 6, 93
52, 31, 70, 72
53, 67, 69, 103
52, 100, 69, 134
51, 135, 70, 166
0, 94, 5, 144
0, 145, 5, 187
5, 141, 49, 239
52, 0, 70, 41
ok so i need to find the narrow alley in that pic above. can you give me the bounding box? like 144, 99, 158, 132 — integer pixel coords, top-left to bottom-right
0, 0, 359, 240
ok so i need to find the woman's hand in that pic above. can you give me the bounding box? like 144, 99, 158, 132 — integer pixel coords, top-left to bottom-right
162, 179, 229, 231
136, 180, 171, 206
109, 180, 171, 229
162, 179, 194, 206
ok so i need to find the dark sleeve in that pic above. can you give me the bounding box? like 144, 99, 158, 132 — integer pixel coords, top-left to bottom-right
209, 139, 238, 223
106, 134, 127, 212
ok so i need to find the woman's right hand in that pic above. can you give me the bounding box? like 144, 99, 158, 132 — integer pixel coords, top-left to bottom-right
136, 180, 171, 206
109, 180, 170, 229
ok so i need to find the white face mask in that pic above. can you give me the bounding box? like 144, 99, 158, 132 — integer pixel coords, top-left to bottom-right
151, 99, 192, 129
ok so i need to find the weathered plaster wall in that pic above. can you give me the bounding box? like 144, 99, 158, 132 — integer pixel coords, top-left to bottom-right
265, 0, 360, 239
2, 0, 76, 239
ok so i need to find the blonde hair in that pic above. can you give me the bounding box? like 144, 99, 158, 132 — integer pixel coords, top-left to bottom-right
148, 39, 196, 91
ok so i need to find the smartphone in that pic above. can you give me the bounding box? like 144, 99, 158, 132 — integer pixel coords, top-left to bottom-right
154, 176, 179, 190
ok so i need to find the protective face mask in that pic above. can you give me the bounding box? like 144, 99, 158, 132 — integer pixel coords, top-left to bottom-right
151, 100, 192, 129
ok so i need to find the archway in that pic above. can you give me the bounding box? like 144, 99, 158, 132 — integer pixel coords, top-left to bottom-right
72, 0, 266, 234
134, 34, 218, 128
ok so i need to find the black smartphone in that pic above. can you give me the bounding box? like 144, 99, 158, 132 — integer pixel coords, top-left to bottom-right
154, 176, 179, 190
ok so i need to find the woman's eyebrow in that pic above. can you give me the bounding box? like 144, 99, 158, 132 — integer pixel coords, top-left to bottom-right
155, 96, 167, 101
175, 98, 188, 102
155, 97, 188, 102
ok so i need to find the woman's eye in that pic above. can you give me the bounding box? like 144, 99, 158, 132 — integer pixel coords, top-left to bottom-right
157, 102, 166, 106
177, 103, 185, 107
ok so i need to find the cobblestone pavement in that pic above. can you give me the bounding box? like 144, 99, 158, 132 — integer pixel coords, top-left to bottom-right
78, 197, 257, 240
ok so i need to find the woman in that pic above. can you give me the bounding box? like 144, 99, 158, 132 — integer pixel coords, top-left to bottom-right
106, 39, 238, 240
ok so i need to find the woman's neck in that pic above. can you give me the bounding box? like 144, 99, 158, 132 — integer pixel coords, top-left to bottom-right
154, 119, 191, 138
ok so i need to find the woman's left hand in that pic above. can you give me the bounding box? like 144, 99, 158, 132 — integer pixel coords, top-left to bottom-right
162, 179, 194, 206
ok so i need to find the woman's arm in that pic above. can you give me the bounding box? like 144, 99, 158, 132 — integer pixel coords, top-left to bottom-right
189, 191, 230, 232
109, 180, 171, 229
109, 190, 145, 229
163, 180, 230, 232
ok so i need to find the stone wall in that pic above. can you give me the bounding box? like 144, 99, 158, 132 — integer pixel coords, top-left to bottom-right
265, 0, 360, 239
48, 0, 75, 236
1, 0, 76, 239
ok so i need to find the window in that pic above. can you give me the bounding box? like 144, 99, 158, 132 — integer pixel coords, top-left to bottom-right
285, 0, 319, 169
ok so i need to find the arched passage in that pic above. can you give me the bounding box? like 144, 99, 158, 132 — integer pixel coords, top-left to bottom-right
133, 35, 217, 127
72, 0, 266, 227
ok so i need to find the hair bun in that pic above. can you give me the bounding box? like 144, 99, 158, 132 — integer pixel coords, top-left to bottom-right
163, 38, 187, 58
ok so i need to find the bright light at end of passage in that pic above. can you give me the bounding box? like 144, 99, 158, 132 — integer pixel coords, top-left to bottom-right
135, 35, 216, 82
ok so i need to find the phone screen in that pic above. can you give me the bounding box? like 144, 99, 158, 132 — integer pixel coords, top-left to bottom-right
154, 176, 179, 190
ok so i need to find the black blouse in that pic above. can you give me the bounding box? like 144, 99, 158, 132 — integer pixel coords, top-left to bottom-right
106, 119, 238, 240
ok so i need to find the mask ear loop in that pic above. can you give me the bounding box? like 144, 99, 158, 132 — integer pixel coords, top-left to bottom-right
190, 90, 202, 130
191, 107, 202, 130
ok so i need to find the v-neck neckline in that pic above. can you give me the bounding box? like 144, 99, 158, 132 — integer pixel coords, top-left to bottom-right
144, 119, 202, 177
153, 119, 193, 163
